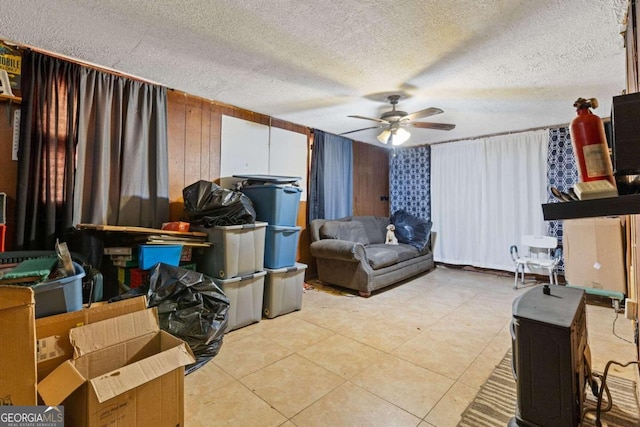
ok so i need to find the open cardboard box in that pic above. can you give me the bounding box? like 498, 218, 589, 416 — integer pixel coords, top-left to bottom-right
38, 308, 195, 427
0, 288, 147, 406
35, 296, 147, 379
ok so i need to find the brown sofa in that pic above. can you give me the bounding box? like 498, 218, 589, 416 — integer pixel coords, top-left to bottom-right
309, 216, 435, 297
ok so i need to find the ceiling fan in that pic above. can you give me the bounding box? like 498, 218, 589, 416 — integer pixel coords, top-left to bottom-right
341, 95, 456, 145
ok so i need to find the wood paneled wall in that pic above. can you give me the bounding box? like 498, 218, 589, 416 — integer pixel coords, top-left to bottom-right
166, 90, 314, 267
165, 93, 391, 274
352, 141, 390, 217
0, 86, 389, 272
0, 101, 20, 251
167, 91, 222, 221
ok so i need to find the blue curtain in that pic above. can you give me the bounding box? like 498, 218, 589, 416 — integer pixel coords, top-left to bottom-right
308, 130, 353, 222
389, 146, 431, 220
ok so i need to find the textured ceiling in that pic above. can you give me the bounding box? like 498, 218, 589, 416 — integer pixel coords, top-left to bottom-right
0, 0, 629, 147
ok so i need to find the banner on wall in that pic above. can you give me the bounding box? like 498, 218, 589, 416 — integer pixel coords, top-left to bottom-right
0, 41, 21, 90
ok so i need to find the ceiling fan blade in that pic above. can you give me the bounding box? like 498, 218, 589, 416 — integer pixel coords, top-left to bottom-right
340, 125, 386, 136
410, 122, 456, 131
403, 107, 444, 121
347, 115, 389, 124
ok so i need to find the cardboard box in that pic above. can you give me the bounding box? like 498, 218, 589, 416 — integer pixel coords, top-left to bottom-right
563, 217, 627, 294
35, 296, 147, 380
38, 308, 195, 427
0, 286, 37, 405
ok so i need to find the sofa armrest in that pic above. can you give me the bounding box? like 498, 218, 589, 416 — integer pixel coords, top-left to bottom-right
310, 239, 367, 262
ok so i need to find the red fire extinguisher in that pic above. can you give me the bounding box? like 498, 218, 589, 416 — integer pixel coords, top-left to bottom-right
569, 98, 616, 186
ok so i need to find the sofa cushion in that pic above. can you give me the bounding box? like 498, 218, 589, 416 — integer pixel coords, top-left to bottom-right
364, 246, 398, 269
353, 216, 388, 244
365, 244, 420, 269
320, 221, 370, 245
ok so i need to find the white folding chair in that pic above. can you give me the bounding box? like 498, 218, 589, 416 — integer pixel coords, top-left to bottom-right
510, 235, 561, 289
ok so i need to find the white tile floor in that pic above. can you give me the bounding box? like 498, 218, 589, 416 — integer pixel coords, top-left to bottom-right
184, 266, 638, 427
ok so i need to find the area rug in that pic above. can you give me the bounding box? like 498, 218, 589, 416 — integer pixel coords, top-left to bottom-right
304, 279, 359, 297
458, 350, 639, 427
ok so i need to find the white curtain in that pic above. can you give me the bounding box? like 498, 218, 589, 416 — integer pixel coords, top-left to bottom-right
431, 130, 548, 271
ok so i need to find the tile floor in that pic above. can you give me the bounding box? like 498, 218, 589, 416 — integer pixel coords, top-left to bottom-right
184, 266, 638, 427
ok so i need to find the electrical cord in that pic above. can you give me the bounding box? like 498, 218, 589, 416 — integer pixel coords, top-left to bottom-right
583, 371, 612, 422
612, 311, 635, 344
583, 359, 640, 427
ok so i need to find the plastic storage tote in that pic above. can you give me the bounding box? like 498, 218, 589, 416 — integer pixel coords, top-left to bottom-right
138, 244, 183, 270
263, 263, 306, 318
0, 251, 103, 304
195, 222, 267, 279
213, 270, 266, 332
241, 184, 302, 226
264, 225, 301, 269
33, 261, 86, 318
234, 174, 301, 184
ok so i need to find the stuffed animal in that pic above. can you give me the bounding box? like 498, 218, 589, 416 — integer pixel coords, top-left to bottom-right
385, 224, 398, 245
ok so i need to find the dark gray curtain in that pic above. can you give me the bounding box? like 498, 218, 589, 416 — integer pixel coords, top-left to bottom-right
15, 52, 81, 249
308, 130, 353, 222
73, 69, 169, 227
15, 51, 169, 250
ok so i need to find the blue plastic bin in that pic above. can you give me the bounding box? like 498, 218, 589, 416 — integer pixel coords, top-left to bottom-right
138, 244, 183, 270
264, 225, 301, 269
241, 184, 302, 226
33, 261, 85, 318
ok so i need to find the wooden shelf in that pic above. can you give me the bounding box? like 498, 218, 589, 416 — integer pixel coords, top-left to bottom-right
0, 94, 21, 103
76, 223, 207, 238
542, 194, 640, 220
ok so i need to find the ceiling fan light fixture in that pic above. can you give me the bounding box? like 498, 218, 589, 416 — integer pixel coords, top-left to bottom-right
344, 95, 454, 144
377, 129, 391, 144
392, 128, 410, 145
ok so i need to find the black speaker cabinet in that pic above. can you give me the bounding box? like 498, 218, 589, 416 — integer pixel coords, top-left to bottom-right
612, 92, 640, 175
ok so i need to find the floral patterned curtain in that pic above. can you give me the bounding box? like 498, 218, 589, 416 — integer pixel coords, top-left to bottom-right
546, 127, 579, 271
389, 146, 431, 220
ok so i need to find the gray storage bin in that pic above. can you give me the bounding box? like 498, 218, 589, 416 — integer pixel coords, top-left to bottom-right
213, 270, 266, 332
33, 261, 85, 318
195, 222, 266, 279
263, 263, 306, 318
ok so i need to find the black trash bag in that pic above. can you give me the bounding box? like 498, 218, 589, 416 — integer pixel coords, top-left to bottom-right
391, 210, 433, 252
136, 263, 230, 374
183, 180, 256, 227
